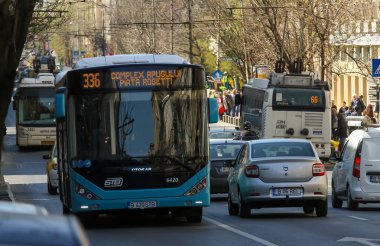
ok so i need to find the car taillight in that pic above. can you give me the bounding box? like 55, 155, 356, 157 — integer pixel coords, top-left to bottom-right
353, 156, 361, 178
312, 163, 325, 176
245, 165, 259, 178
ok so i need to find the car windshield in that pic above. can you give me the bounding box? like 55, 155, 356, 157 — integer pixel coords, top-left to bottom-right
210, 130, 239, 139
210, 143, 244, 159
251, 142, 315, 158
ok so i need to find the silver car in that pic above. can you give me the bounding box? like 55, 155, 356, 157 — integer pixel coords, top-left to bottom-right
227, 139, 328, 218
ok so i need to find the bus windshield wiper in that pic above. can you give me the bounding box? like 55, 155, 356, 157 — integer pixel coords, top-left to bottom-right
155, 156, 194, 172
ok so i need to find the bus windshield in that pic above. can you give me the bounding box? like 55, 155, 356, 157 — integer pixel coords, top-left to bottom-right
272, 88, 325, 111
16, 87, 55, 125
70, 90, 208, 164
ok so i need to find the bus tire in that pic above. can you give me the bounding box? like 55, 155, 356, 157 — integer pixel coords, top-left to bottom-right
62, 204, 70, 215
186, 207, 203, 223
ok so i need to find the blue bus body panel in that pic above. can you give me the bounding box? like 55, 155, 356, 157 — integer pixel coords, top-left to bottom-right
69, 165, 210, 212
55, 93, 66, 118
208, 98, 218, 123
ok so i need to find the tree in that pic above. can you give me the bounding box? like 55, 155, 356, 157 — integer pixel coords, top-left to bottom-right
0, 1, 37, 172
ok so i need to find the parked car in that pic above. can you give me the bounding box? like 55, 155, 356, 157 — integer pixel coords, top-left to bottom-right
210, 128, 240, 140
331, 127, 380, 210
0, 201, 90, 246
227, 139, 328, 218
43, 143, 58, 195
210, 139, 246, 193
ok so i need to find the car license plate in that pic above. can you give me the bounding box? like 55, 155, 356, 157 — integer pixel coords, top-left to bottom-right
128, 201, 157, 209
272, 188, 303, 197
220, 167, 231, 173
370, 175, 380, 183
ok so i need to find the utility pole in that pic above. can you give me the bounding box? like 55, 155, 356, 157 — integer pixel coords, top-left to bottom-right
216, 0, 220, 69
152, 0, 156, 53
171, 0, 174, 54
240, 0, 249, 83
188, 0, 193, 63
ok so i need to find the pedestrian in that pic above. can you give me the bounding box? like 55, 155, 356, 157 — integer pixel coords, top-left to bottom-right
215, 92, 225, 120
339, 101, 348, 114
331, 108, 338, 141
336, 112, 348, 152
362, 104, 375, 126
233, 89, 242, 117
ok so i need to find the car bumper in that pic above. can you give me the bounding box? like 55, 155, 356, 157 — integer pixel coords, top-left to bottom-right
239, 176, 328, 207
350, 185, 380, 203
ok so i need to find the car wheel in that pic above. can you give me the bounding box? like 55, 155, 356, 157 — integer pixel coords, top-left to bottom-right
228, 192, 239, 216
186, 207, 203, 223
303, 206, 314, 214
331, 182, 343, 208
47, 177, 58, 195
315, 199, 328, 217
238, 191, 250, 218
347, 187, 358, 210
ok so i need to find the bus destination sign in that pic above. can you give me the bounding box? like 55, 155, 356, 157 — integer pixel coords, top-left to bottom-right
111, 69, 182, 88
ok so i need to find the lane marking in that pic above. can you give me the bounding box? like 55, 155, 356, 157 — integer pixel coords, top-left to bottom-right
6, 182, 15, 202
19, 198, 50, 201
347, 216, 368, 221
204, 217, 278, 246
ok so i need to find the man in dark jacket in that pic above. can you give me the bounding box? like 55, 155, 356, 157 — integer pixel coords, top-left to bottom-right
336, 112, 348, 152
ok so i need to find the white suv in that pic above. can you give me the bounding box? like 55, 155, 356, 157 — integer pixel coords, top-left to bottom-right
331, 127, 380, 210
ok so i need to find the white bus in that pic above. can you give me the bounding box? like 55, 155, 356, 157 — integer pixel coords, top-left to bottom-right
13, 73, 56, 149
240, 73, 331, 161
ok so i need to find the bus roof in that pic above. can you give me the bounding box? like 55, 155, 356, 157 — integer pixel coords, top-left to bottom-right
74, 54, 189, 69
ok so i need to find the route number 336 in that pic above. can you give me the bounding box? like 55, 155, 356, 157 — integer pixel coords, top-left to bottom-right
82, 73, 101, 88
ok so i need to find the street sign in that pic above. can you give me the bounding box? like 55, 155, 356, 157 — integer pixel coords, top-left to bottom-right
212, 70, 223, 80
372, 59, 380, 77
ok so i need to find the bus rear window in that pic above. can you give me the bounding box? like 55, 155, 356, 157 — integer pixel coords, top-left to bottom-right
272, 88, 325, 110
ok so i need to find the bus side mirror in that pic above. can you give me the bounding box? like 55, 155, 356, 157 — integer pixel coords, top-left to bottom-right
55, 93, 66, 118
208, 98, 218, 123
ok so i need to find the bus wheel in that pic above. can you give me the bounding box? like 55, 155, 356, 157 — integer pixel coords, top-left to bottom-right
62, 204, 70, 215
186, 207, 203, 223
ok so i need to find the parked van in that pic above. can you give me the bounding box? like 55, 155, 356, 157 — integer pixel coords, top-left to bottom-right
331, 126, 380, 210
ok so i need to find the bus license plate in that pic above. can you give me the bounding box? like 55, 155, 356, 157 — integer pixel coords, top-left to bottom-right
272, 188, 303, 197
41, 141, 55, 145
370, 175, 380, 183
128, 201, 157, 209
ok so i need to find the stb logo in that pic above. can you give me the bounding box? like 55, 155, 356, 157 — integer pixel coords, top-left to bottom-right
104, 177, 123, 187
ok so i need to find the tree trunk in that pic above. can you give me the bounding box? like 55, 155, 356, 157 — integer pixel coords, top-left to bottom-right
0, 1, 37, 170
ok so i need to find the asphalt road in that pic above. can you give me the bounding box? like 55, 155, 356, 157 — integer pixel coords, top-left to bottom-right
2, 131, 380, 246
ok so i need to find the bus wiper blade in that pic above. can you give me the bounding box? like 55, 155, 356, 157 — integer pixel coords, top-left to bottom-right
156, 156, 194, 172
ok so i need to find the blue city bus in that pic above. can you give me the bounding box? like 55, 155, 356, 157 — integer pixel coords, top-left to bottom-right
55, 54, 218, 222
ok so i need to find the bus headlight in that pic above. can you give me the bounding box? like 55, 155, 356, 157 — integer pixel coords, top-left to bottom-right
184, 177, 207, 196
300, 128, 309, 136
286, 128, 294, 135
75, 183, 99, 200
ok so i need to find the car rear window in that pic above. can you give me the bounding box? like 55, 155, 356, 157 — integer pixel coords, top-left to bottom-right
362, 138, 380, 160
251, 142, 315, 158
210, 143, 244, 159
